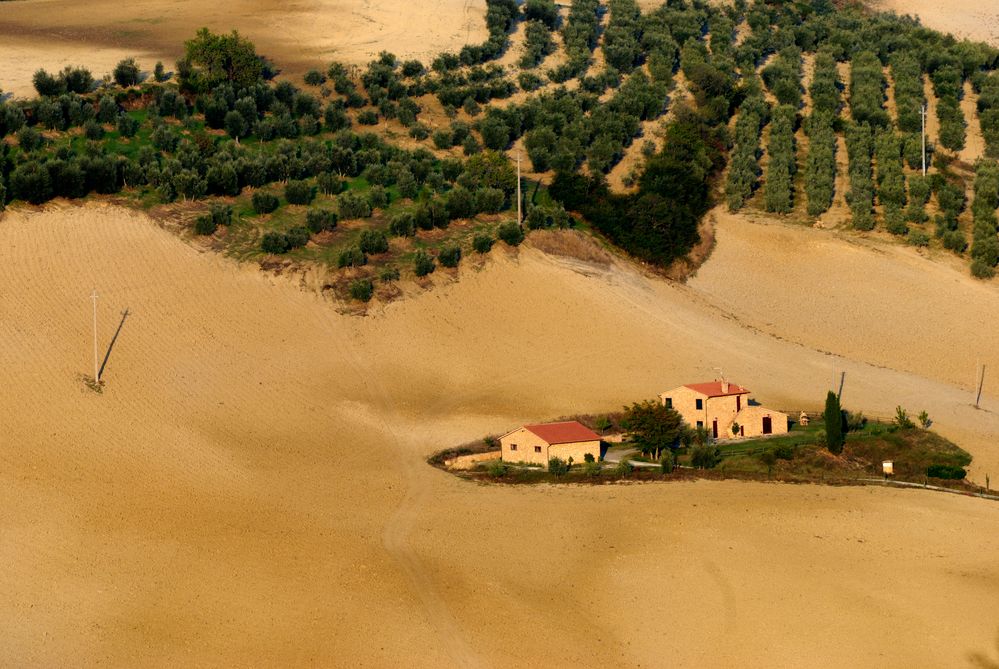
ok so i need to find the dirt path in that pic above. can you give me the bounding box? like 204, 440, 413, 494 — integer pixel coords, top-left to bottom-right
960, 80, 986, 164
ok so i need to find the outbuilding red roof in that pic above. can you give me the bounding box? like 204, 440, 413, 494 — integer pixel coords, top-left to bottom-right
523, 421, 601, 444
684, 381, 749, 398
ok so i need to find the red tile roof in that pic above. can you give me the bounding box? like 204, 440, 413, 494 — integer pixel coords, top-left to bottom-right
523, 421, 601, 445
684, 381, 749, 398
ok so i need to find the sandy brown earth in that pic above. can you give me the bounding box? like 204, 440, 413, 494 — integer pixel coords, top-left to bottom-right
3, 203, 999, 667
872, 0, 999, 46
0, 0, 487, 98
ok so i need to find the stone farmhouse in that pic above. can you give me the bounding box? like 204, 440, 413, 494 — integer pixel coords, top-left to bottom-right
659, 380, 789, 440
500, 421, 601, 465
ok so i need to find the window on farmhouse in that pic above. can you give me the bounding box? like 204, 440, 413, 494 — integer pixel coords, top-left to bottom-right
510, 444, 518, 451
665, 397, 672, 408
534, 446, 542, 453
696, 421, 704, 429
696, 398, 703, 410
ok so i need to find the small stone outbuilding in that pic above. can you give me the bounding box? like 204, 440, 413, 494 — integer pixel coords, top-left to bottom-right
499, 421, 601, 466
659, 380, 788, 440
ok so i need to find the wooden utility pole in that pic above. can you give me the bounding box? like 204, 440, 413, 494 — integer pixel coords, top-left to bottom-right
976, 363, 986, 409
516, 150, 523, 229
91, 289, 99, 383
921, 103, 927, 176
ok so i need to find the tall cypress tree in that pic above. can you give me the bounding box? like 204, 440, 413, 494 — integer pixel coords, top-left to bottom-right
825, 390, 844, 454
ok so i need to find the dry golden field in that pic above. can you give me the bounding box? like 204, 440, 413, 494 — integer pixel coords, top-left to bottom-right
3, 204, 999, 667
4, 0, 999, 666
0, 0, 488, 98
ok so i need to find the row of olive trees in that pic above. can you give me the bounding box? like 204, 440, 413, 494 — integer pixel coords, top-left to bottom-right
520, 20, 555, 69
929, 61, 967, 151
889, 51, 924, 134
761, 45, 802, 109
725, 78, 768, 211
971, 160, 999, 278
874, 129, 907, 221
979, 72, 999, 157
803, 51, 841, 217
845, 122, 875, 230
804, 114, 837, 216
602, 0, 643, 73
763, 105, 797, 214
551, 0, 601, 81
850, 51, 890, 129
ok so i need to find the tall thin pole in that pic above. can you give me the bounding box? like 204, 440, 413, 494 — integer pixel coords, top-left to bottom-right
976, 364, 986, 409
516, 150, 522, 229
91, 289, 99, 383
921, 103, 927, 177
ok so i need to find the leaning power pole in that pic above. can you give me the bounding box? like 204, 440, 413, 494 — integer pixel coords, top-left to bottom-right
921, 103, 927, 176
976, 363, 986, 409
91, 289, 99, 383
516, 150, 523, 229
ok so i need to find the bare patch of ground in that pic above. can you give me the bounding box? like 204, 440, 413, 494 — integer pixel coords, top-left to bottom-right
869, 0, 999, 47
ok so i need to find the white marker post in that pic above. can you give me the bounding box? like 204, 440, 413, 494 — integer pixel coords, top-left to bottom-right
921, 103, 927, 177
516, 150, 523, 229
91, 289, 99, 383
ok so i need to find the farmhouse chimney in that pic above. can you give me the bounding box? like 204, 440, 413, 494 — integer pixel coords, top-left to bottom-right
721, 379, 729, 394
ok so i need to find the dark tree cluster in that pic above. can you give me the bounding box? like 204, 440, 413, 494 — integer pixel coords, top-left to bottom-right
178, 28, 268, 94
32, 66, 94, 97
552, 107, 725, 267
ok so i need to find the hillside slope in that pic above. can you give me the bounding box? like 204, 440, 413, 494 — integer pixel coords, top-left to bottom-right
2, 204, 999, 667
